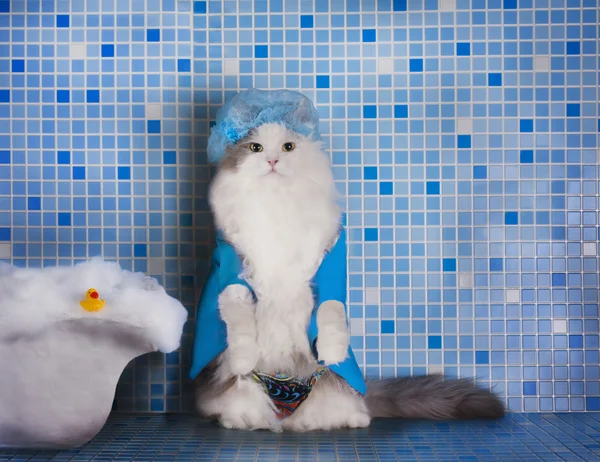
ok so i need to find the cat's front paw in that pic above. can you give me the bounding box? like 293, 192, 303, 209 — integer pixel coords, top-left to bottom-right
219, 284, 259, 375
316, 300, 350, 365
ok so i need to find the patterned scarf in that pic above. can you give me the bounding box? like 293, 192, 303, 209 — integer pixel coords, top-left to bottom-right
252, 367, 327, 419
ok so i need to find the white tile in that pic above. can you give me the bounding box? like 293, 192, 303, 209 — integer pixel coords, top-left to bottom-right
365, 289, 380, 304
350, 319, 364, 336
0, 243, 10, 259
583, 242, 597, 256
70, 43, 86, 59
428, 365, 444, 375
459, 273, 473, 289
457, 118, 473, 134
439, 0, 456, 11
147, 258, 165, 275
146, 104, 162, 119
506, 289, 520, 303
377, 57, 394, 74
224, 59, 239, 75
553, 319, 567, 334
534, 56, 549, 72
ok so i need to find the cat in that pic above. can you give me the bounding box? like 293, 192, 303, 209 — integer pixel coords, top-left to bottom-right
194, 121, 505, 432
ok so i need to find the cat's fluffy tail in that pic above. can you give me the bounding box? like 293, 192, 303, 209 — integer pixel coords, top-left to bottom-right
365, 374, 505, 420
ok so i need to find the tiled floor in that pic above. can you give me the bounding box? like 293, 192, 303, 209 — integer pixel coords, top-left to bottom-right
1, 413, 600, 461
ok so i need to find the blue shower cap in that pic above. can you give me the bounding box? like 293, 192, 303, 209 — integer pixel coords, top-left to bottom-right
207, 89, 321, 163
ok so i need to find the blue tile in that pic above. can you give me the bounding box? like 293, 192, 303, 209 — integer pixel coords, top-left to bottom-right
393, 0, 407, 11
101, 44, 114, 57
409, 59, 423, 72
456, 43, 471, 56
566, 104, 580, 117
0, 228, 10, 241
505, 212, 519, 225
147, 29, 160, 42
58, 212, 71, 226
57, 151, 70, 164
300, 15, 314, 28
148, 120, 161, 133
569, 335, 583, 349
488, 73, 502, 86
520, 120, 533, 133
442, 258, 456, 271
193, 1, 207, 13
504, 0, 517, 8
381, 320, 394, 334
457, 135, 471, 148
475, 351, 489, 364
364, 167, 377, 180
12, 59, 24, 72
56, 14, 69, 28
177, 59, 191, 72
362, 29, 376, 42
473, 166, 486, 179
134, 244, 147, 257
587, 398, 600, 411
365, 228, 378, 241
255, 45, 268, 58
316, 75, 330, 88
520, 150, 534, 163
523, 382, 537, 396
394, 105, 408, 118
118, 166, 131, 180
428, 335, 442, 349
566, 41, 580, 55
552, 273, 566, 287
57, 90, 69, 103
27, 197, 41, 211
163, 151, 176, 165
426, 181, 440, 195
150, 399, 164, 411
490, 258, 503, 271
363, 105, 377, 118
379, 182, 393, 195
87, 90, 100, 103
72, 166, 85, 180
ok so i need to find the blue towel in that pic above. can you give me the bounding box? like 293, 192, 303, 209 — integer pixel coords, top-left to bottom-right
189, 225, 367, 396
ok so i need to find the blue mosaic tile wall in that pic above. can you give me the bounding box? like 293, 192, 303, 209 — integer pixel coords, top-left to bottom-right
1, 0, 599, 413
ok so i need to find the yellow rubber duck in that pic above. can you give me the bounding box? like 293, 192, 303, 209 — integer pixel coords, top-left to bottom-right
80, 288, 105, 312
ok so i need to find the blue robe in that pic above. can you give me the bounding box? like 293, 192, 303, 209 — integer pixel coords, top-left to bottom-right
189, 226, 367, 395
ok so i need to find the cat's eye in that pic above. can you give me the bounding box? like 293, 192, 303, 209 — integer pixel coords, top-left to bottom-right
282, 142, 295, 152
249, 143, 263, 153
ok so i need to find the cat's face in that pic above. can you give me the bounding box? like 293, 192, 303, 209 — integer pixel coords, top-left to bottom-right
218, 123, 330, 183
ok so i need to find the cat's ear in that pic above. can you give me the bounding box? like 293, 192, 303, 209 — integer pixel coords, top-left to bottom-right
286, 96, 318, 134
290, 98, 317, 128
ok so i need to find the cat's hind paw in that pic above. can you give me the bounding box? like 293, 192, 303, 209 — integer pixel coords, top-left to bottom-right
347, 413, 371, 428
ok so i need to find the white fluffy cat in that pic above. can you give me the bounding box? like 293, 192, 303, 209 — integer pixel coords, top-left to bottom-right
194, 121, 504, 432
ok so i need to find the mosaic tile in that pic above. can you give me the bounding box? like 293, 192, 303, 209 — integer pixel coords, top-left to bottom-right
0, 0, 599, 412
2, 413, 600, 461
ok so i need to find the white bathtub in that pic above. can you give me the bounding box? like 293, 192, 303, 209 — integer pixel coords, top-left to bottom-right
0, 259, 188, 449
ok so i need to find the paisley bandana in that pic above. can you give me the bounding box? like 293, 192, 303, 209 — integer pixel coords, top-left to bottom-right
251, 367, 327, 419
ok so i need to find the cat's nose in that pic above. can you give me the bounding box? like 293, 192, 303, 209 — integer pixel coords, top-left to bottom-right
267, 160, 279, 168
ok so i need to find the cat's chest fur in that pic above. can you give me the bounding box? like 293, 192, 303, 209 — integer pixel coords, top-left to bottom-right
212, 178, 340, 374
